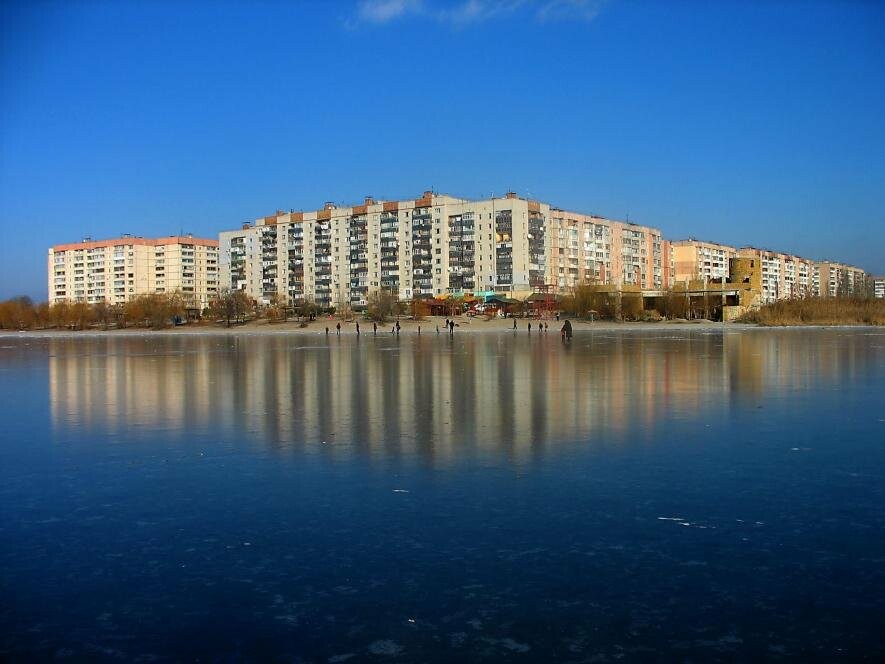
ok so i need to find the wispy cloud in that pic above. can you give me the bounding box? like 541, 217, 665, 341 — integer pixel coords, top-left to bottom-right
535, 0, 605, 23
439, 1, 529, 26
348, 0, 607, 28
352, 0, 423, 26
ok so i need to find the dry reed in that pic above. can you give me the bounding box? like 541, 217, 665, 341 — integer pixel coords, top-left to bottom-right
738, 297, 885, 326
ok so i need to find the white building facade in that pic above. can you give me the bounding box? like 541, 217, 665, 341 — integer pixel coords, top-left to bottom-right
48, 235, 219, 308
219, 191, 666, 307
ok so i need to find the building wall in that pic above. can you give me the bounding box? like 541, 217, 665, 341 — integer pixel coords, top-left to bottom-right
813, 261, 868, 297
874, 278, 885, 299
217, 192, 666, 306
670, 240, 737, 283
737, 247, 815, 303
48, 236, 219, 308
546, 210, 663, 290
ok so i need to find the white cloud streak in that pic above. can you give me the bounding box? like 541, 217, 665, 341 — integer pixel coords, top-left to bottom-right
354, 0, 423, 25
349, 0, 607, 27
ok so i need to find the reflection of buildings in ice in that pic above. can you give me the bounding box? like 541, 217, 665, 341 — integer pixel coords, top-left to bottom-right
723, 330, 864, 406
48, 331, 864, 465
48, 337, 215, 436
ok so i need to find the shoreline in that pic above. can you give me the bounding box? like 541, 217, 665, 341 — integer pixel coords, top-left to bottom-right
2, 316, 880, 338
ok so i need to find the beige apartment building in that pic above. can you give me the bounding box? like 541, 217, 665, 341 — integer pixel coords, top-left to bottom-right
48, 235, 219, 308
670, 239, 737, 283
218, 191, 666, 308
736, 247, 815, 303
813, 261, 868, 297
546, 206, 666, 290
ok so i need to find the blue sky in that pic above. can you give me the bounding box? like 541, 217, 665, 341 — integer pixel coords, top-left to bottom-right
2, 0, 883, 300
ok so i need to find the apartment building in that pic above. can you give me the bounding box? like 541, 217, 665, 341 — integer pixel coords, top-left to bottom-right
670, 239, 737, 283
546, 206, 666, 290
48, 235, 219, 308
735, 247, 815, 304
813, 261, 868, 297
218, 191, 666, 308
873, 277, 885, 299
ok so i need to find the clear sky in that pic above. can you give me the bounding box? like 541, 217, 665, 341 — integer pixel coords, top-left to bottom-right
2, 0, 884, 300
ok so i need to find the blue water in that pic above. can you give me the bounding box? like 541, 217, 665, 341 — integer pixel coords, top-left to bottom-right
1, 329, 884, 661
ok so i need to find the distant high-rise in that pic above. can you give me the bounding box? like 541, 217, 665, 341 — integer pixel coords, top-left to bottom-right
218, 191, 666, 307
813, 261, 869, 297
47, 235, 219, 308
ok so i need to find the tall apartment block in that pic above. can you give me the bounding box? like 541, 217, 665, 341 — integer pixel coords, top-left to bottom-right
813, 261, 868, 297
546, 205, 665, 290
873, 277, 885, 299
218, 191, 666, 307
736, 247, 816, 303
670, 239, 737, 283
48, 235, 219, 308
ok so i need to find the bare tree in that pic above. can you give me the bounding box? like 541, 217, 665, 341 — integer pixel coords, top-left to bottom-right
211, 289, 253, 327
265, 293, 288, 323
93, 301, 113, 330
367, 289, 398, 323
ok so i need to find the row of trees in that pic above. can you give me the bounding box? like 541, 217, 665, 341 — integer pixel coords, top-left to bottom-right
558, 283, 646, 321
0, 290, 340, 331
0, 294, 195, 330
7, 283, 880, 331
0, 283, 657, 331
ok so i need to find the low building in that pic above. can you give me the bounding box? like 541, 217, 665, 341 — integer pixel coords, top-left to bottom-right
48, 235, 219, 308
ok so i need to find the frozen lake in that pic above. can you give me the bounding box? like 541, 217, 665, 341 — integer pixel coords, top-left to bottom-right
1, 328, 884, 660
